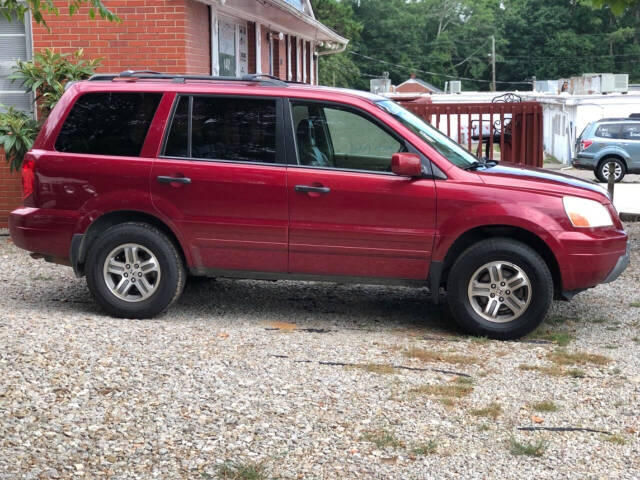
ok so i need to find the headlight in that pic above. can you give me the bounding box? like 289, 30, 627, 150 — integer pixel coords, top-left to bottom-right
563, 196, 613, 228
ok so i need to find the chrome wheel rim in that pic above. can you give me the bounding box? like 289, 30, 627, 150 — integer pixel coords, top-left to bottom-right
603, 163, 622, 180
103, 243, 161, 302
467, 261, 532, 323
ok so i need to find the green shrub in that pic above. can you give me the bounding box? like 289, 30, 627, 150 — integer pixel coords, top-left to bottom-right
1, 49, 100, 170
0, 107, 39, 171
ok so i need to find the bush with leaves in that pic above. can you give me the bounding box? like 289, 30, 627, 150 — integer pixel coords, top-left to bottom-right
1, 49, 101, 170
0, 107, 39, 172
11, 48, 102, 117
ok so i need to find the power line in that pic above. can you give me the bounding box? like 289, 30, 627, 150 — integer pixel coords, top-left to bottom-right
349, 51, 532, 85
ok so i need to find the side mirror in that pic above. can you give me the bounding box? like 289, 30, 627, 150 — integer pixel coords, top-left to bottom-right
391, 153, 422, 177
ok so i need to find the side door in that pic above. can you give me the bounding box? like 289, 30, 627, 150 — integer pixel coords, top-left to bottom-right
286, 100, 437, 280
150, 94, 288, 274
620, 122, 640, 169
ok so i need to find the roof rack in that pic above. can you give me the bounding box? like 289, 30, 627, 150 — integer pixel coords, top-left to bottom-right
87, 70, 288, 87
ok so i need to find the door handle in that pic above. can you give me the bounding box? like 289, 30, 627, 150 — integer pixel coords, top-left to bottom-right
294, 185, 331, 194
157, 175, 191, 185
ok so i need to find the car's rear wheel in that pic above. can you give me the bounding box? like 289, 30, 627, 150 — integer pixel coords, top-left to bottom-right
446, 238, 553, 340
596, 158, 626, 183
86, 222, 185, 318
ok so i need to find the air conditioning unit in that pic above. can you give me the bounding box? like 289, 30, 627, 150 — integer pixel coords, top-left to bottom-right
614, 74, 629, 93
600, 74, 616, 94
449, 80, 462, 94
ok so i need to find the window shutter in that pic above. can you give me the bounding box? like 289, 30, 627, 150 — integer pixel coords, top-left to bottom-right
0, 11, 32, 113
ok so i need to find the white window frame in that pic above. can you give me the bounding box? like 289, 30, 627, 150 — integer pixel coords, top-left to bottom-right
0, 10, 33, 115
210, 9, 247, 78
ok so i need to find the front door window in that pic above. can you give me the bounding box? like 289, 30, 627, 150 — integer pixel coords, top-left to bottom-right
291, 102, 403, 172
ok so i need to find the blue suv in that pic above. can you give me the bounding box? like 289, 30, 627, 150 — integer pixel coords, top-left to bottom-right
573, 117, 640, 182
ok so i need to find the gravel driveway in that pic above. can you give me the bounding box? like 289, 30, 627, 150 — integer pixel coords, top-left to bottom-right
1, 226, 639, 479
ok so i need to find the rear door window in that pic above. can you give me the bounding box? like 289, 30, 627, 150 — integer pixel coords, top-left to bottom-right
164, 95, 278, 163
55, 92, 162, 156
621, 123, 640, 140
595, 123, 622, 139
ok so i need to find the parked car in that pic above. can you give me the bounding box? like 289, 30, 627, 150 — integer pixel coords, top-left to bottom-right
10, 72, 629, 339
573, 117, 640, 182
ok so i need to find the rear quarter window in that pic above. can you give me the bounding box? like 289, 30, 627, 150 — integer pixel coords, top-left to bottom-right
55, 92, 162, 156
594, 123, 622, 139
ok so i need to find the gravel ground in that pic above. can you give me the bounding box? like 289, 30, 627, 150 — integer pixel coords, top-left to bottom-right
1, 226, 639, 480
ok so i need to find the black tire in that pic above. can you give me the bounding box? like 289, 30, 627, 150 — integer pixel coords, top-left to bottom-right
85, 222, 185, 318
595, 158, 626, 183
446, 238, 553, 340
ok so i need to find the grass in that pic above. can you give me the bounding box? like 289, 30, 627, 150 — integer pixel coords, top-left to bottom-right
629, 302, 640, 308
508, 437, 547, 457
529, 328, 573, 346
531, 400, 558, 412
519, 363, 587, 378
588, 317, 609, 324
360, 429, 404, 449
410, 377, 474, 406
548, 350, 611, 366
544, 314, 574, 325
601, 433, 627, 445
469, 336, 490, 344
604, 344, 619, 350
518, 364, 564, 376
404, 348, 480, 365
632, 337, 640, 344
470, 402, 502, 419
411, 376, 473, 399
349, 363, 396, 375
213, 461, 267, 480
477, 424, 491, 432
411, 441, 437, 456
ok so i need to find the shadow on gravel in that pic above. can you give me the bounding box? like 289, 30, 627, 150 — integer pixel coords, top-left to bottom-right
175, 276, 461, 335
21, 270, 457, 335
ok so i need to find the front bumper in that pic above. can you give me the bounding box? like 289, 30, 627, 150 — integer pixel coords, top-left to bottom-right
602, 242, 630, 283
555, 228, 628, 293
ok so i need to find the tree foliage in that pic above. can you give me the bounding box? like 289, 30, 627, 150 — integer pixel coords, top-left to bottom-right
312, 0, 640, 90
1, 0, 118, 26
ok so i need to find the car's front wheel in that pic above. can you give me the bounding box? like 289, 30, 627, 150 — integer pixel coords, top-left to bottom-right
446, 238, 553, 340
86, 222, 185, 318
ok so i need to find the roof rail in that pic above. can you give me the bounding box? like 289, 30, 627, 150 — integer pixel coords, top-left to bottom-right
87, 70, 288, 87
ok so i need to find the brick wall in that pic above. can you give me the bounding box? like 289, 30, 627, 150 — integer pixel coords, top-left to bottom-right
0, 151, 22, 229
31, 0, 210, 74
185, 1, 211, 74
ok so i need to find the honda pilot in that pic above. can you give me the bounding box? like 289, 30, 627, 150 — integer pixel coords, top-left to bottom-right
9, 72, 629, 339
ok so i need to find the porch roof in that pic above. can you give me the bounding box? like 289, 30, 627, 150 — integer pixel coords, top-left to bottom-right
198, 0, 348, 46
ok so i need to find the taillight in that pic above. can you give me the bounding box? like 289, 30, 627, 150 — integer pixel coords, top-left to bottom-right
580, 139, 593, 151
22, 156, 35, 202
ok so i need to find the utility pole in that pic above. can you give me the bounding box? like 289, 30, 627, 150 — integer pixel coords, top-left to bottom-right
491, 35, 496, 92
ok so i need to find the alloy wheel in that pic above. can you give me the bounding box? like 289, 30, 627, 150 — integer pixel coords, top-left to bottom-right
467, 261, 532, 323
102, 243, 161, 302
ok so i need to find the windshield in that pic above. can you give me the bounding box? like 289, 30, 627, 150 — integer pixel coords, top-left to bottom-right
376, 99, 478, 168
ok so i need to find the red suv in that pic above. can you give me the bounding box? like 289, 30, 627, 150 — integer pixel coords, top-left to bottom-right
9, 72, 629, 339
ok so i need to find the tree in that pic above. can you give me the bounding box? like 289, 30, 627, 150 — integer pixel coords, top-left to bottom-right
1, 0, 118, 26
311, 0, 363, 87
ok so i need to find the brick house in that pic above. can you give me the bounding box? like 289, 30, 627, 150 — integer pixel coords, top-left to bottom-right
0, 0, 348, 228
